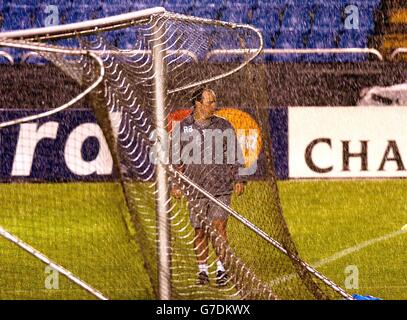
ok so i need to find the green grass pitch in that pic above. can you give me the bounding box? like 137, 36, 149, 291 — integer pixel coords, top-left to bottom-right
0, 180, 406, 299
280, 179, 407, 300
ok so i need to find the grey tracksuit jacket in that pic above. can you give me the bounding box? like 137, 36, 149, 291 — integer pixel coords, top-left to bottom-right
173, 113, 244, 197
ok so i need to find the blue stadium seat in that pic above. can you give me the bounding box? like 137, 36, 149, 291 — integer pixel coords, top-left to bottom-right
224, 0, 257, 5
312, 0, 380, 7
3, 5, 36, 31
281, 5, 312, 32
64, 9, 82, 24
276, 31, 304, 48
191, 4, 221, 20
347, 0, 381, 8
89, 6, 105, 20
197, 0, 225, 6
305, 31, 337, 62
351, 5, 375, 32
116, 30, 137, 50
102, 4, 133, 17
273, 31, 305, 62
100, 0, 135, 6
133, 0, 164, 6
102, 31, 119, 48
339, 30, 369, 48
313, 6, 343, 33
221, 4, 251, 24
313, 2, 376, 33
21, 0, 43, 6
64, 6, 98, 24
175, 0, 193, 3
252, 5, 282, 34
169, 4, 195, 16
261, 0, 293, 6
3, 48, 23, 63
22, 52, 49, 65
130, 3, 152, 12
34, 3, 73, 27
307, 31, 338, 47
338, 30, 369, 62
252, 5, 280, 49
58, 38, 80, 49
0, 50, 15, 64
259, 27, 276, 49
193, 0, 225, 19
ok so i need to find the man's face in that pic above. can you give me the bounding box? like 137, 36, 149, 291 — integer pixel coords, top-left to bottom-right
197, 90, 217, 119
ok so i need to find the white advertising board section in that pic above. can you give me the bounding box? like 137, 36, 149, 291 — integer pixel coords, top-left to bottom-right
289, 107, 407, 178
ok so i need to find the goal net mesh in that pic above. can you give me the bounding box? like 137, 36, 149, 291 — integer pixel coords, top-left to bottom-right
0, 9, 347, 300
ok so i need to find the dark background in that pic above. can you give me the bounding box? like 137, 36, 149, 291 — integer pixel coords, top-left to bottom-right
1, 62, 406, 110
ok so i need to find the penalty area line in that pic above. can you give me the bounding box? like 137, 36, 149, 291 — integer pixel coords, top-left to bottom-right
270, 228, 407, 288
313, 229, 407, 269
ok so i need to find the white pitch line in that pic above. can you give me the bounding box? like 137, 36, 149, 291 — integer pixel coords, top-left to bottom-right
313, 229, 407, 269
270, 229, 407, 288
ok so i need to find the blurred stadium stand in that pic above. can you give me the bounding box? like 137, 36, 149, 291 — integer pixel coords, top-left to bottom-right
379, 0, 407, 60
0, 0, 398, 63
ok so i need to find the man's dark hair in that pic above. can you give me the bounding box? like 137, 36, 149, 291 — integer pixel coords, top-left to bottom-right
191, 87, 206, 107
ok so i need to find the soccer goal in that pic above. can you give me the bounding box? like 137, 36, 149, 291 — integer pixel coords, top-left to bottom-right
0, 7, 352, 300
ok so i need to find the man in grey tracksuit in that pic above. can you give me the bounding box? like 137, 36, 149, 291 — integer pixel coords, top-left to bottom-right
171, 88, 245, 286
